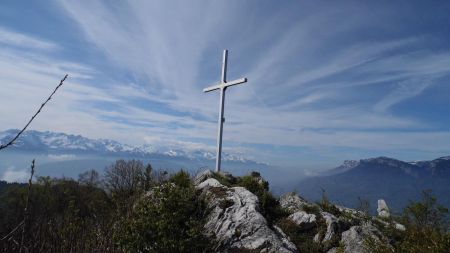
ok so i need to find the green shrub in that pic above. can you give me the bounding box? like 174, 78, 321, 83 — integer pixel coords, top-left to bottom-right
365, 190, 450, 253
276, 218, 322, 253
317, 190, 341, 217
211, 172, 238, 187
114, 183, 212, 253
169, 169, 191, 188
395, 190, 450, 252
302, 204, 321, 216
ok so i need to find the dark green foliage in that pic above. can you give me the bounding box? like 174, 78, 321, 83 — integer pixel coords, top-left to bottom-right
236, 174, 269, 194
4, 162, 449, 253
211, 172, 238, 187
276, 218, 322, 253
402, 190, 449, 231
0, 175, 117, 252
302, 204, 321, 216
169, 169, 191, 188
394, 190, 450, 252
366, 190, 450, 253
114, 182, 212, 253
317, 189, 342, 217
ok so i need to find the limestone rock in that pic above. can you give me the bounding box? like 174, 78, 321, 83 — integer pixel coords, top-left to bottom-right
327, 248, 338, 253
197, 178, 223, 189
374, 217, 406, 232
340, 223, 390, 253
394, 222, 405, 231
197, 177, 298, 253
377, 199, 390, 218
336, 205, 364, 218
279, 192, 314, 213
194, 169, 215, 186
321, 212, 339, 243
288, 211, 317, 230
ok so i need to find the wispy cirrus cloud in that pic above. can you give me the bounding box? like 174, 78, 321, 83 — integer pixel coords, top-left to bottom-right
2, 1, 450, 167
0, 26, 59, 50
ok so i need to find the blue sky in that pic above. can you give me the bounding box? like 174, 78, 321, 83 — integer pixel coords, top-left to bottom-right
1, 1, 450, 170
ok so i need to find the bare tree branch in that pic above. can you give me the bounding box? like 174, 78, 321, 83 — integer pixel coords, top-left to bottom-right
0, 221, 24, 241
20, 159, 35, 253
0, 74, 68, 151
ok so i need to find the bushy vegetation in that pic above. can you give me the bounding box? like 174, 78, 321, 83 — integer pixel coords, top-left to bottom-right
114, 170, 212, 253
367, 190, 450, 253
1, 160, 450, 253
0, 176, 116, 252
0, 160, 210, 252
277, 217, 323, 253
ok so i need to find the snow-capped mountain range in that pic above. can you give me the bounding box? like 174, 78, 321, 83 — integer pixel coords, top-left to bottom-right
0, 129, 251, 163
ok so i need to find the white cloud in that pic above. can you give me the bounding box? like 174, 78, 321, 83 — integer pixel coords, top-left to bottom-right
1, 2, 450, 166
0, 26, 59, 50
47, 154, 77, 161
1, 167, 29, 183
374, 77, 434, 112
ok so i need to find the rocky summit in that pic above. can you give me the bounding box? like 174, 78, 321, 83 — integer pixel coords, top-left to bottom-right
193, 170, 402, 253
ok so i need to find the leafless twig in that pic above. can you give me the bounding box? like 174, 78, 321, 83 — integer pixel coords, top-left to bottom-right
0, 74, 68, 151
0, 221, 24, 241
19, 159, 35, 253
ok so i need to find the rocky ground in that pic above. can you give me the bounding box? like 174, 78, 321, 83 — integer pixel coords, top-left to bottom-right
194, 170, 405, 253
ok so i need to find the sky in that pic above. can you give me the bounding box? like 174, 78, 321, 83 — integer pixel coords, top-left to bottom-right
1, 1, 450, 170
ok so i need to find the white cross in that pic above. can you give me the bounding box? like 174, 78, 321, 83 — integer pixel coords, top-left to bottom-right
203, 49, 248, 172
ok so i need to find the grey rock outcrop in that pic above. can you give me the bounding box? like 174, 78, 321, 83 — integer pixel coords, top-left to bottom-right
336, 205, 364, 218
315, 212, 339, 244
280, 192, 316, 213
394, 222, 405, 231
193, 171, 402, 253
374, 216, 406, 232
339, 223, 391, 253
196, 177, 298, 253
194, 169, 215, 186
377, 199, 390, 218
288, 211, 317, 230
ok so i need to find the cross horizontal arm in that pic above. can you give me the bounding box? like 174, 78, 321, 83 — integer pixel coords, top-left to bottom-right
203, 77, 247, 93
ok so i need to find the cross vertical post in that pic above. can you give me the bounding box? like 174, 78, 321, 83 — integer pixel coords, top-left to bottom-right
216, 50, 227, 172
203, 50, 247, 172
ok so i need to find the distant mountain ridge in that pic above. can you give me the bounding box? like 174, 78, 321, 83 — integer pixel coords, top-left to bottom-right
0, 129, 253, 163
297, 156, 450, 212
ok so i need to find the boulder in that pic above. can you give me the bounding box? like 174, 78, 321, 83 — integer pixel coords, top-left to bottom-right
374, 217, 406, 232
288, 211, 317, 230
197, 178, 298, 253
320, 212, 339, 243
279, 192, 314, 213
394, 222, 405, 231
194, 169, 215, 186
336, 205, 364, 218
327, 248, 338, 253
340, 223, 391, 253
377, 199, 390, 218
